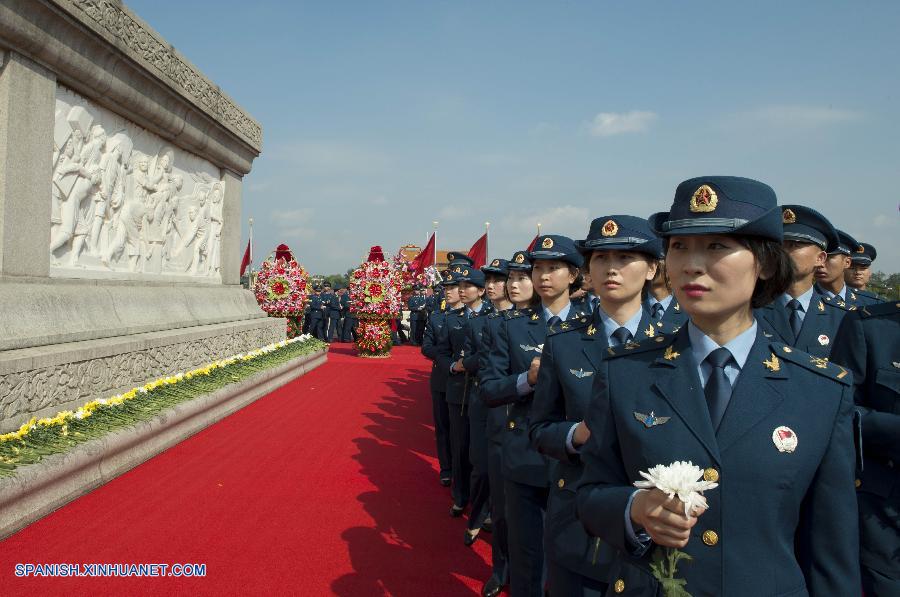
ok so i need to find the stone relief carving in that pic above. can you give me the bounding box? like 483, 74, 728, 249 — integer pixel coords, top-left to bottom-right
51, 87, 224, 278
65, 0, 262, 149
0, 325, 284, 424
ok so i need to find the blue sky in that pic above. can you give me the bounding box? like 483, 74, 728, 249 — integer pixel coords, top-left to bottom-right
128, 0, 899, 274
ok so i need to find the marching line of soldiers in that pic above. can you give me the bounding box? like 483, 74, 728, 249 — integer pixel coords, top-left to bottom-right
420, 176, 896, 597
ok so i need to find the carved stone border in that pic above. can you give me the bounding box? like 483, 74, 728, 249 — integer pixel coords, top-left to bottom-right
0, 348, 327, 539
57, 0, 262, 150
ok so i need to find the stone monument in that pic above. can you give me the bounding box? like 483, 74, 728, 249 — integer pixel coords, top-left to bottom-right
0, 0, 283, 431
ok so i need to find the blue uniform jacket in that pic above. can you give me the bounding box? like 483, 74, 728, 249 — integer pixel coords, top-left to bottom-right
530, 307, 677, 580
756, 288, 849, 358
478, 311, 510, 444
436, 305, 494, 406
408, 296, 427, 320
576, 326, 860, 597
422, 310, 449, 393
660, 298, 688, 329
830, 301, 900, 581
480, 303, 590, 487
308, 295, 323, 319
321, 291, 340, 316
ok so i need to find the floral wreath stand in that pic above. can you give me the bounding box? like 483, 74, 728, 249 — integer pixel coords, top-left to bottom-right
253, 247, 310, 340
354, 313, 395, 358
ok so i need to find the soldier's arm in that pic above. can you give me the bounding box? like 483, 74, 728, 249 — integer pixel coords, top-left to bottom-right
529, 336, 579, 464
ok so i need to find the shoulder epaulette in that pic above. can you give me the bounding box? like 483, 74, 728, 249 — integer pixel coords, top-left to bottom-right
548, 316, 590, 336
607, 334, 676, 358
821, 295, 856, 312
769, 343, 852, 386
858, 301, 900, 319
504, 308, 531, 320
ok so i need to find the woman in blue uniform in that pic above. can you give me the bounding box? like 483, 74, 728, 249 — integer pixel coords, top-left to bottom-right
530, 216, 677, 595
436, 257, 487, 518
576, 176, 860, 596
478, 250, 538, 597
481, 236, 589, 597
421, 271, 464, 487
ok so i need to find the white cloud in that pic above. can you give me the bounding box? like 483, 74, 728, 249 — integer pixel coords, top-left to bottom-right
587, 111, 657, 137
273, 207, 317, 242
741, 105, 863, 128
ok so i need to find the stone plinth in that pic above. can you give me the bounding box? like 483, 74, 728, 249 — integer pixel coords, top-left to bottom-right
0, 1, 275, 432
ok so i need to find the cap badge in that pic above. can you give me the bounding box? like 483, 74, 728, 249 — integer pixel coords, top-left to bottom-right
541, 237, 554, 249
463, 269, 470, 275
491, 259, 500, 266
447, 252, 456, 260
782, 208, 797, 224
514, 253, 525, 264
689, 185, 718, 213
856, 245, 865, 253
602, 220, 619, 237
772, 426, 798, 453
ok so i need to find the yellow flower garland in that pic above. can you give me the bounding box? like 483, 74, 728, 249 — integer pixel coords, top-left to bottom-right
0, 335, 315, 445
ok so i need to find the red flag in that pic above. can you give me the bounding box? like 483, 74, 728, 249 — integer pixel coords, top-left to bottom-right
467, 233, 488, 269
239, 239, 251, 276
526, 234, 539, 252
410, 233, 436, 272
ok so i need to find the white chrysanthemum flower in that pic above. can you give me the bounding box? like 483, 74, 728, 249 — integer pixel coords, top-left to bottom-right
634, 460, 719, 516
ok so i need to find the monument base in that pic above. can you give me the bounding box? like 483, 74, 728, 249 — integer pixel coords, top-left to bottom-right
0, 278, 284, 432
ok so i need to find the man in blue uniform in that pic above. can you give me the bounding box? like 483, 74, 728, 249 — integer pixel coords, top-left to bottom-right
831, 301, 900, 596
846, 242, 883, 305
308, 285, 325, 340
408, 284, 428, 346
756, 205, 849, 358
322, 283, 340, 343
339, 286, 355, 342
814, 229, 863, 307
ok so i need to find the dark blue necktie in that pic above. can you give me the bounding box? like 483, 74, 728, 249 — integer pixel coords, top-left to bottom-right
651, 303, 664, 322
547, 315, 561, 329
611, 327, 632, 346
786, 299, 803, 341
591, 297, 599, 312
704, 347, 733, 431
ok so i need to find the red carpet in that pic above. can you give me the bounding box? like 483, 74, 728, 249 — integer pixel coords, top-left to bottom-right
1, 345, 495, 595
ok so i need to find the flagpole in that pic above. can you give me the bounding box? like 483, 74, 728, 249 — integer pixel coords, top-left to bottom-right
484, 221, 490, 261
248, 217, 254, 289
432, 220, 438, 268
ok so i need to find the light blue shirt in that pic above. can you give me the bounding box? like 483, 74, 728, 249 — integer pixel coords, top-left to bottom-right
820, 285, 846, 301
515, 301, 572, 395
777, 285, 815, 325
688, 320, 757, 388
625, 320, 758, 552
565, 305, 644, 454
645, 293, 673, 314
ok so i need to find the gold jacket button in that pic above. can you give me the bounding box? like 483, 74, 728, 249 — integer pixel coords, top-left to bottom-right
557, 478, 565, 489
508, 421, 516, 429
703, 468, 719, 483
702, 530, 719, 546
614, 579, 625, 593
855, 479, 862, 488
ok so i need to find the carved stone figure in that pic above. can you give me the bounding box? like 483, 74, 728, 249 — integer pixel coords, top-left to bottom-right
52, 89, 225, 279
